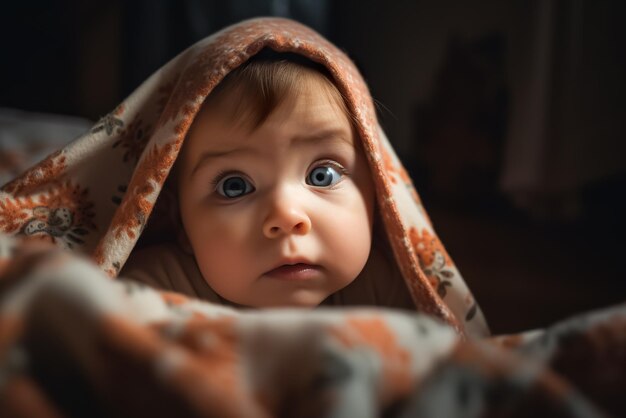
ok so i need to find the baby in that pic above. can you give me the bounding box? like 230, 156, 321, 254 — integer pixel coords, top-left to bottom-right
122, 51, 413, 309
0, 17, 487, 334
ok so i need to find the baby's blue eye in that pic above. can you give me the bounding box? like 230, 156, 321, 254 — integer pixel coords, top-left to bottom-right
307, 166, 342, 187
217, 176, 254, 198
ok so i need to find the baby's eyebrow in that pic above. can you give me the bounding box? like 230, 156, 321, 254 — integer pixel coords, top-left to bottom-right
190, 128, 353, 177
292, 128, 353, 148
191, 147, 250, 177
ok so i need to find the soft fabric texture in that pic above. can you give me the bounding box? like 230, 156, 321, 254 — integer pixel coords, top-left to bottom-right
0, 235, 623, 417
0, 17, 487, 336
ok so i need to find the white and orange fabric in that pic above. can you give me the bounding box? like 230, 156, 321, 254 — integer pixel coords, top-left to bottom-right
0, 233, 623, 417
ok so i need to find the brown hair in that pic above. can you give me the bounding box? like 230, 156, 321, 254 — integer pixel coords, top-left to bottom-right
200, 49, 354, 130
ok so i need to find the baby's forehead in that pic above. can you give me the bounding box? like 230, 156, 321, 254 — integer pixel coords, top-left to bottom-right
191, 113, 356, 154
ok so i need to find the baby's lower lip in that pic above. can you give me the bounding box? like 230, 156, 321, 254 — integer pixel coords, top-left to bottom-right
264, 264, 321, 281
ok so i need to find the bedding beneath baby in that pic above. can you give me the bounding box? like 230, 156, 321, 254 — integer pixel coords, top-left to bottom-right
0, 235, 623, 417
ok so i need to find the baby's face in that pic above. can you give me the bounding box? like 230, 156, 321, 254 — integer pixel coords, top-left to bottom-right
177, 80, 375, 307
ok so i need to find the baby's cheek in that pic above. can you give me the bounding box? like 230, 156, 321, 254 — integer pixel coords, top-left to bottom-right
195, 216, 255, 275
195, 237, 246, 297
327, 200, 372, 279
201, 232, 242, 269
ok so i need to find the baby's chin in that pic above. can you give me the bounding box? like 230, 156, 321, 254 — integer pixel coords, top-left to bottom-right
225, 292, 329, 309
248, 299, 324, 310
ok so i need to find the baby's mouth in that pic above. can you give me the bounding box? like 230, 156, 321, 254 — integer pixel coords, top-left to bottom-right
263, 263, 321, 281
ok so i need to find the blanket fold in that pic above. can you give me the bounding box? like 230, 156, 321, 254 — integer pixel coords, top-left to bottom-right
1, 236, 622, 417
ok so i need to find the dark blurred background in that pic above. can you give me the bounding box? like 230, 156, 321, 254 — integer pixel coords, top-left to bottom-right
1, 0, 625, 334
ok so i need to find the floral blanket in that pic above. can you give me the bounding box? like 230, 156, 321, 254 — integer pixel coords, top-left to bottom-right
0, 236, 623, 417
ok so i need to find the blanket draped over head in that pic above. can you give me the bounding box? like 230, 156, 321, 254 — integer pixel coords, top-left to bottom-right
0, 17, 488, 336
0, 18, 624, 417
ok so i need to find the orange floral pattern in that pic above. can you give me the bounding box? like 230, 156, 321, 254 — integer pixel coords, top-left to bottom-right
113, 117, 153, 164
107, 141, 179, 242
156, 45, 227, 129
381, 146, 429, 220
381, 147, 399, 184
409, 227, 452, 268
157, 317, 243, 404
0, 197, 33, 233
155, 77, 178, 119
0, 181, 95, 248
1, 150, 66, 195
409, 227, 457, 298
332, 316, 413, 401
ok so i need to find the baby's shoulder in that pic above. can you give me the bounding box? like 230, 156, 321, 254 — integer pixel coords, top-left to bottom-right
120, 242, 190, 290
120, 242, 217, 300
124, 242, 181, 263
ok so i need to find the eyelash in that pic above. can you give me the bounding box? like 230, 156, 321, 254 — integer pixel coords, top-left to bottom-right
312, 159, 348, 184
315, 159, 346, 171
210, 170, 236, 188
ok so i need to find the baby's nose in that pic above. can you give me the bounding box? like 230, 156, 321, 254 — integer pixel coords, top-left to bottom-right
262, 191, 311, 238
